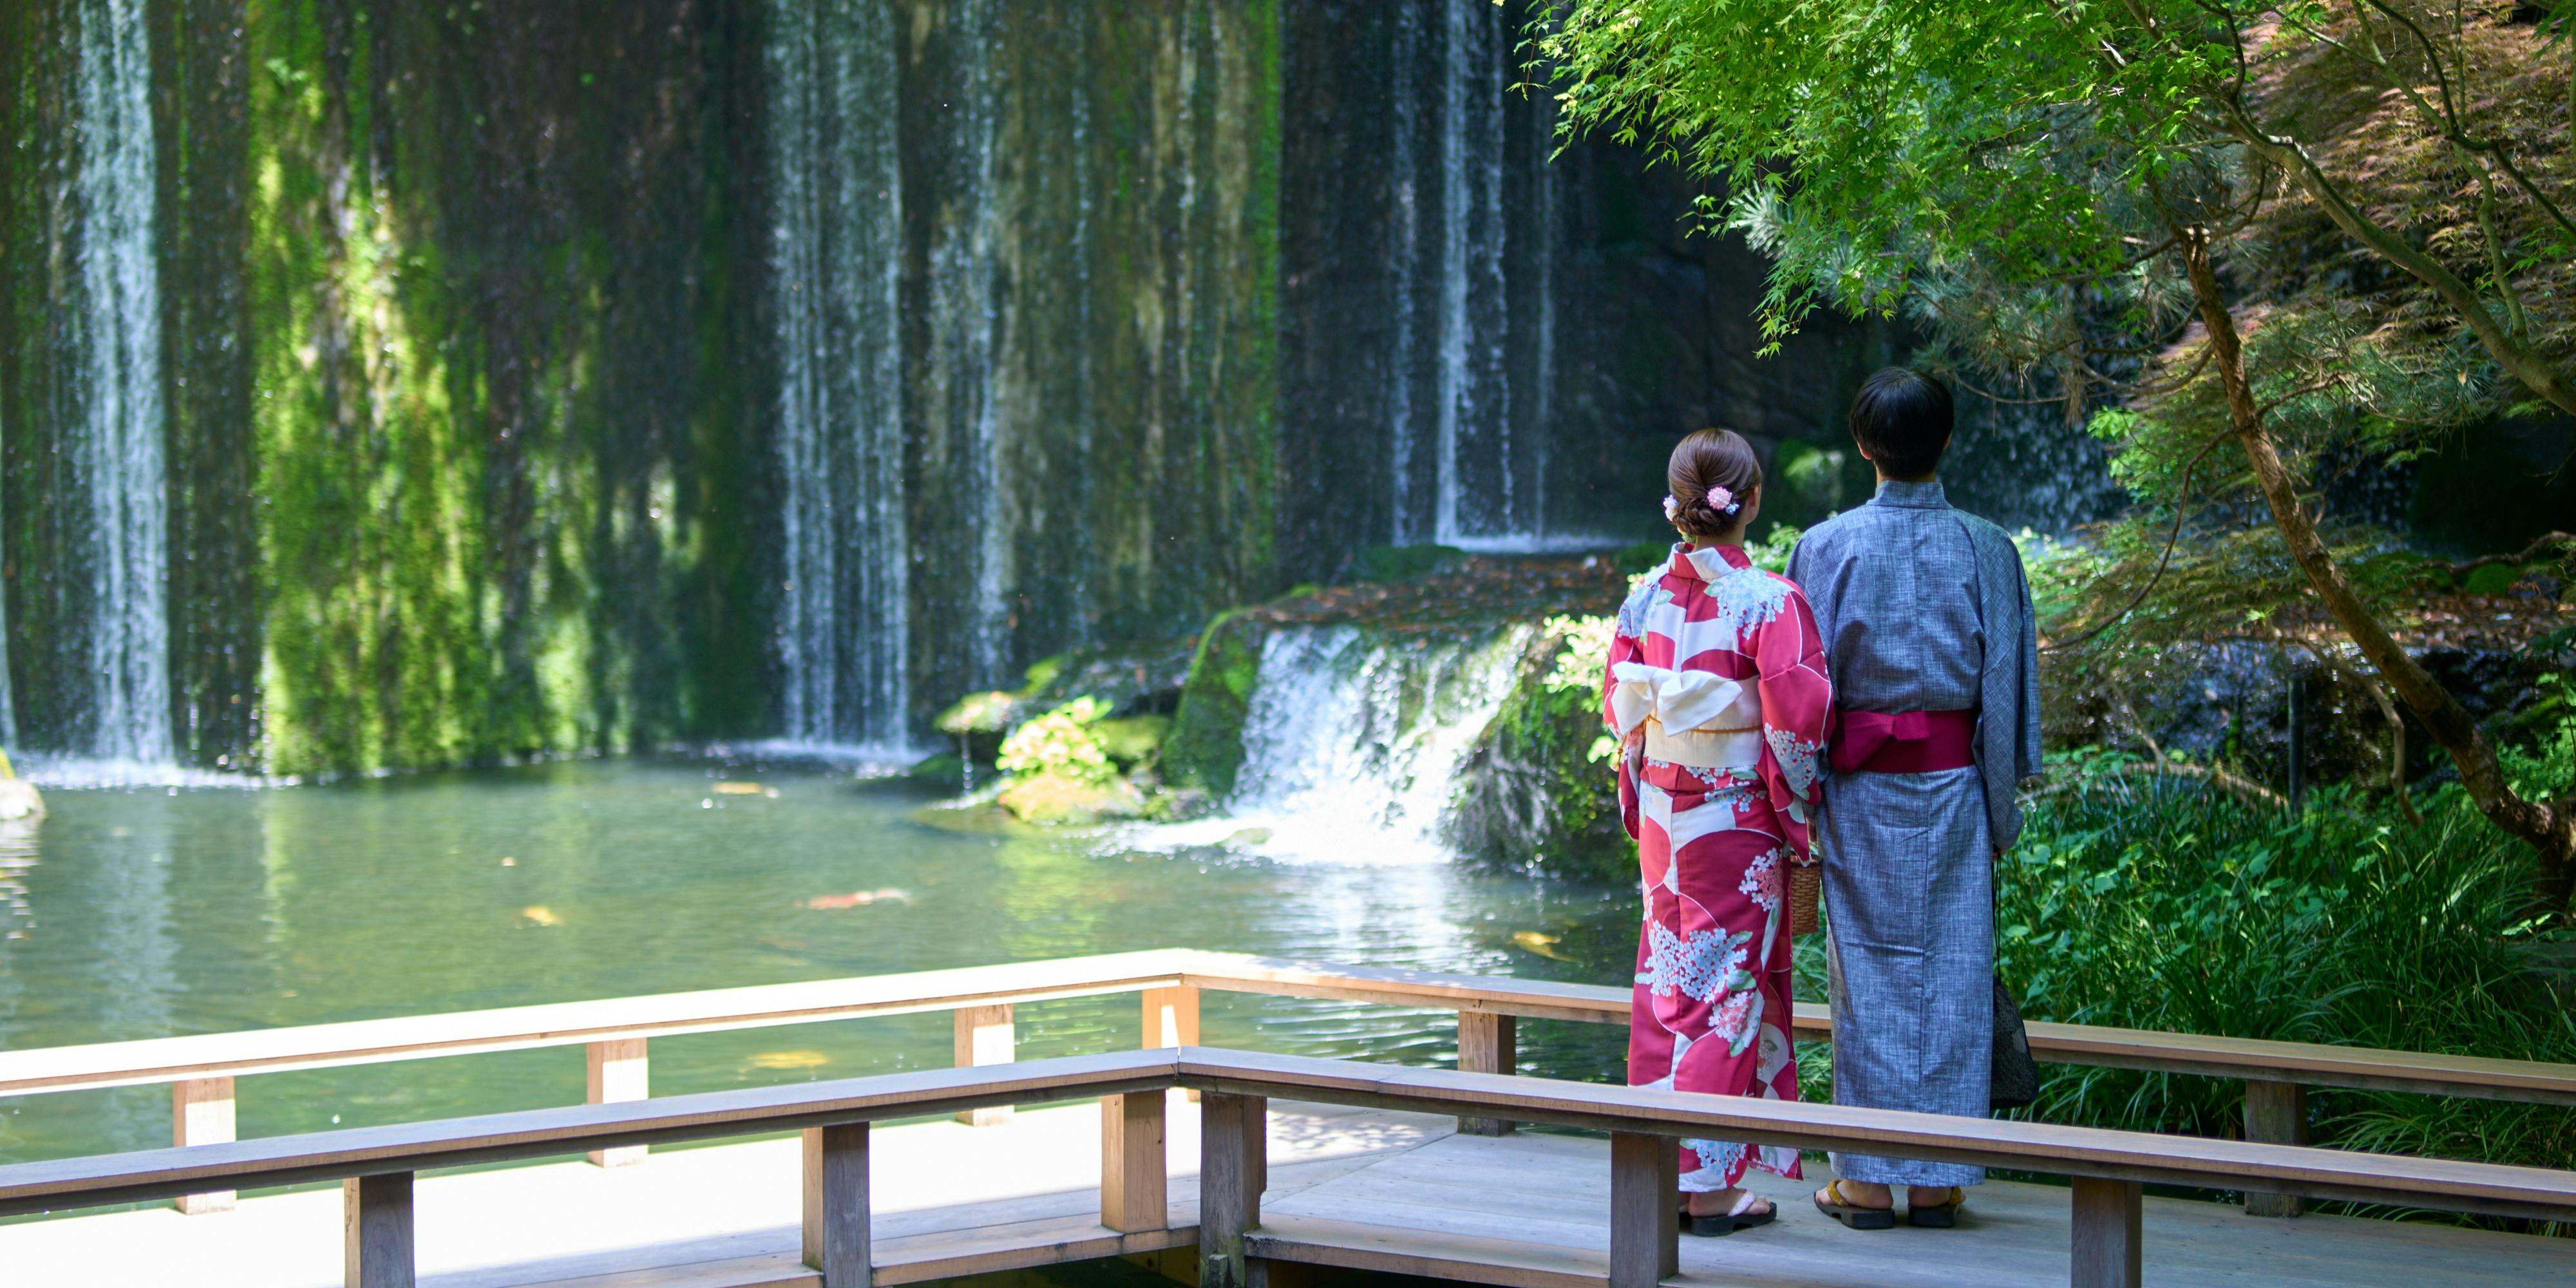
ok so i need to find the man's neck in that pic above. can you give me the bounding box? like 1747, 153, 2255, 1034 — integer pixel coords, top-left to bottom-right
1875, 470, 1938, 487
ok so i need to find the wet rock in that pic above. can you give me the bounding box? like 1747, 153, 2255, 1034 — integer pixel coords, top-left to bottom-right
0, 780, 41, 823
996, 772, 1146, 826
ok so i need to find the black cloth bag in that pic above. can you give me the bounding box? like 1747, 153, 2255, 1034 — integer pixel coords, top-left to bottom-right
1989, 973, 2038, 1110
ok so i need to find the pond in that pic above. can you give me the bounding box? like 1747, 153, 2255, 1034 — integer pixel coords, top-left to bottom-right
0, 755, 1637, 1166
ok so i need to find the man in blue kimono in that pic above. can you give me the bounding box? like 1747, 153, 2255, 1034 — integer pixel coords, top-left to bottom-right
1785, 368, 2042, 1230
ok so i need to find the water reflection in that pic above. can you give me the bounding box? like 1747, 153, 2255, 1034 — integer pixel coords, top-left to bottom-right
0, 757, 1636, 1164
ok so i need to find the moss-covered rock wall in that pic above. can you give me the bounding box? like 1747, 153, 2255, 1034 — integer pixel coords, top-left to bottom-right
895, 0, 1280, 717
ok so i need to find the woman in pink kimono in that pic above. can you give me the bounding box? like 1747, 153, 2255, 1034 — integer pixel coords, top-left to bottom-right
1602, 429, 1832, 1236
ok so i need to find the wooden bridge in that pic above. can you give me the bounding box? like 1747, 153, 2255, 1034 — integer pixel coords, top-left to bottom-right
0, 949, 2571, 1288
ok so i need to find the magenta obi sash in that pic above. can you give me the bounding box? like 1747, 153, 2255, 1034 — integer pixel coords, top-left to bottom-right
1829, 708, 1977, 775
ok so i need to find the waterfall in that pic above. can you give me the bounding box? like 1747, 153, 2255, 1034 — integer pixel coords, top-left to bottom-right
1385, 1, 1559, 551
766, 0, 909, 750
57, 0, 172, 768
1166, 623, 1531, 866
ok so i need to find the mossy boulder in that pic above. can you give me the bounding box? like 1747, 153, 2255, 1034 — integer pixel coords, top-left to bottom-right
1446, 624, 1633, 882
996, 771, 1146, 826
1021, 638, 1198, 719
1163, 609, 1265, 797
1091, 714, 1172, 768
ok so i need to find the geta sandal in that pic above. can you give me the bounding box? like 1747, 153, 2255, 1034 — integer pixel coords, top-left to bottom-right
1907, 1186, 1967, 1228
1812, 1179, 1896, 1231
1680, 1188, 1776, 1237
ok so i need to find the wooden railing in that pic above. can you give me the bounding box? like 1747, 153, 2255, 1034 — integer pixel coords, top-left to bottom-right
3, 1047, 2571, 1288
5, 949, 2572, 1218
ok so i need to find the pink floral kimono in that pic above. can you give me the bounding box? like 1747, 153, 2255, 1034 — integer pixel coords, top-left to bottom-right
1602, 542, 1832, 1191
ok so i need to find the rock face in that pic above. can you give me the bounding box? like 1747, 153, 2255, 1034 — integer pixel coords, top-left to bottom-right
0, 1, 2132, 777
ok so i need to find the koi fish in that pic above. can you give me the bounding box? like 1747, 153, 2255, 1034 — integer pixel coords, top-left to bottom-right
750, 1050, 830, 1070
520, 906, 563, 928
804, 888, 911, 911
1511, 930, 1572, 961
713, 782, 768, 795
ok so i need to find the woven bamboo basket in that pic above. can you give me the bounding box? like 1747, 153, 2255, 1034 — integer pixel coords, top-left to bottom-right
1789, 862, 1822, 937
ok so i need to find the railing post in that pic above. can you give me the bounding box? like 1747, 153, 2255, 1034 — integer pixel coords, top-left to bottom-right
1143, 984, 1200, 1102
172, 1075, 237, 1213
1607, 1132, 1677, 1288
1198, 1092, 1266, 1288
953, 1003, 1016, 1126
2070, 1176, 2143, 1288
1455, 1011, 1517, 1137
343, 1172, 415, 1288
587, 1038, 649, 1167
802, 1123, 871, 1288
2242, 1079, 2306, 1217
1100, 1091, 1169, 1233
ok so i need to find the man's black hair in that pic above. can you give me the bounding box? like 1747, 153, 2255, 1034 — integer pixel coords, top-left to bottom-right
1848, 367, 1953, 480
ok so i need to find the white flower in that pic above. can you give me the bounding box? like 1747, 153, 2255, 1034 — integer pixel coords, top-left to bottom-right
1662, 494, 1680, 520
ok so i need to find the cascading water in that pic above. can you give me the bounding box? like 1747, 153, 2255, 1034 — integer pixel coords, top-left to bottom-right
766, 0, 910, 751
1162, 623, 1531, 865
1385, 1, 1562, 551
55, 0, 171, 770
919, 0, 1012, 688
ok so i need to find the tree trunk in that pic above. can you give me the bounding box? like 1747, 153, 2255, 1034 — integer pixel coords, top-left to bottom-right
2175, 229, 2576, 910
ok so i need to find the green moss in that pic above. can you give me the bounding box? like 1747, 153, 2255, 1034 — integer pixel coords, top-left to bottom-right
1448, 627, 1633, 882
1091, 714, 1171, 767
1164, 609, 1265, 796
1349, 544, 1468, 584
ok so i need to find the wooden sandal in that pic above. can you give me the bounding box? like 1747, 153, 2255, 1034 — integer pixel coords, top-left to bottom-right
1812, 1179, 1896, 1231
1681, 1188, 1776, 1236
1908, 1186, 1966, 1228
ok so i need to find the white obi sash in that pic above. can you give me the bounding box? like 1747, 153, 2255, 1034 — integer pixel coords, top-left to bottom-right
1608, 662, 1765, 769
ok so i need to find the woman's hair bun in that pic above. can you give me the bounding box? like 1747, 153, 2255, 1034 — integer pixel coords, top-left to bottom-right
1665, 428, 1763, 536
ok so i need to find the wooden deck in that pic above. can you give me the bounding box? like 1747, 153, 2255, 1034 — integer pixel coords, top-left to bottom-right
5, 1095, 2564, 1288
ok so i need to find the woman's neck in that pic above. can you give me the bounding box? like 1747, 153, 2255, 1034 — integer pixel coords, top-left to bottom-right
1683, 529, 1746, 549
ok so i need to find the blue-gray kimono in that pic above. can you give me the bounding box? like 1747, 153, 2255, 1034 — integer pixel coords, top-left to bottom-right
1785, 479, 2043, 1188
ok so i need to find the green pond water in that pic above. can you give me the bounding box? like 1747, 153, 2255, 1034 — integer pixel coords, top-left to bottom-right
0, 756, 1636, 1166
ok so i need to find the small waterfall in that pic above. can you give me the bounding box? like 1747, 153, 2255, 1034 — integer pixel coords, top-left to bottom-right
1191, 623, 1531, 865
766, 0, 909, 749
57, 0, 172, 768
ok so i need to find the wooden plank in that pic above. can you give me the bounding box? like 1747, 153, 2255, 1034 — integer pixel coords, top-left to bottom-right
2244, 1080, 2307, 1218
1143, 986, 1200, 1048
2070, 1177, 2142, 1288
10, 945, 2576, 1119
1456, 1012, 1517, 1137
1247, 1213, 1607, 1288
171, 1075, 236, 1214
873, 1216, 1197, 1286
800, 1124, 867, 1288
0, 951, 1195, 1097
1172, 1050, 2576, 1224
954, 1004, 1016, 1126
343, 1171, 415, 1288
0, 1048, 1184, 1217
589, 1039, 650, 1168
1101, 1091, 1168, 1233
1144, 985, 1202, 1103
1200, 1092, 1266, 1288
1605, 1133, 1675, 1288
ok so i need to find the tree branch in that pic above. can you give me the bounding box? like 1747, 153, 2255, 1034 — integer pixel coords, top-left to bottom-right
2448, 531, 2576, 578
2218, 99, 2576, 418
2041, 426, 2234, 653
2175, 223, 2574, 909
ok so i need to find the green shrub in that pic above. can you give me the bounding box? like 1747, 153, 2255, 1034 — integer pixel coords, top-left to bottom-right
1991, 780, 2576, 1182
996, 697, 1116, 786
